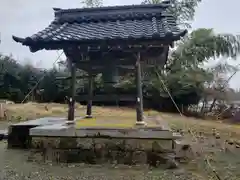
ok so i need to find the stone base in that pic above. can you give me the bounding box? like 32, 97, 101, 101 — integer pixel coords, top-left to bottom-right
65, 121, 75, 125
174, 140, 194, 162
5, 116, 183, 168
6, 116, 182, 168
135, 121, 147, 126
85, 115, 93, 119
31, 137, 175, 167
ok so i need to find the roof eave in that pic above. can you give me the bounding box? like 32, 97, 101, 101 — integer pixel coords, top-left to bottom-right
12, 29, 187, 53
12, 35, 36, 46
179, 29, 188, 38
12, 35, 25, 44
12, 35, 41, 52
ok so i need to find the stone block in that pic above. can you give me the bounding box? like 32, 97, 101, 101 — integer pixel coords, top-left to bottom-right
174, 140, 194, 161
43, 137, 61, 148
27, 149, 44, 162
93, 138, 112, 149
92, 139, 110, 164
42, 148, 97, 164
147, 152, 170, 167
32, 137, 63, 149
132, 151, 147, 164
152, 140, 173, 152
123, 151, 134, 164
44, 148, 60, 162
125, 139, 173, 152
108, 150, 132, 164
74, 149, 96, 164
100, 139, 125, 151
31, 137, 44, 149
59, 138, 77, 149
76, 138, 93, 149
28, 135, 176, 167
8, 125, 34, 149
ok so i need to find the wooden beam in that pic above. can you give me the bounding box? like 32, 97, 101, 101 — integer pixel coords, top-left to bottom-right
56, 75, 89, 80
86, 71, 94, 118
66, 46, 166, 64
135, 52, 144, 122
67, 62, 77, 121
34, 38, 174, 53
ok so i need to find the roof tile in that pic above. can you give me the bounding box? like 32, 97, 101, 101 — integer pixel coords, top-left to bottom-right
12, 2, 187, 52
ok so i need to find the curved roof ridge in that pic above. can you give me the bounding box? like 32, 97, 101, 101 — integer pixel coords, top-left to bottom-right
53, 1, 170, 15
52, 2, 172, 24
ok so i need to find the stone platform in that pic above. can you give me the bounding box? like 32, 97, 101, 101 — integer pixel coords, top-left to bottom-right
7, 117, 180, 167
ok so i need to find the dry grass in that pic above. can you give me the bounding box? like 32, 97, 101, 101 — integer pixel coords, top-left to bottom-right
1, 102, 158, 126
1, 102, 76, 121
1, 102, 240, 136
4, 102, 239, 129
161, 113, 240, 138
1, 102, 240, 138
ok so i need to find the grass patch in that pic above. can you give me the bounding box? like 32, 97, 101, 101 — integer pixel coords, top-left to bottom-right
75, 117, 136, 128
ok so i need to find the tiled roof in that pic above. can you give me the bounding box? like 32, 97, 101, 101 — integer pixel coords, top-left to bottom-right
12, 1, 187, 52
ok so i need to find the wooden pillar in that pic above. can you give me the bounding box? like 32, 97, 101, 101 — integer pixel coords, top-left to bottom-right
135, 52, 144, 123
67, 62, 76, 121
86, 71, 93, 118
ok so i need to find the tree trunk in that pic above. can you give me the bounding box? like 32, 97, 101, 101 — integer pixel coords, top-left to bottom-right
200, 98, 206, 114
209, 98, 217, 113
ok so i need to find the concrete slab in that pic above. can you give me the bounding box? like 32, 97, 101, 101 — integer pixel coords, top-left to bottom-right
28, 116, 175, 139
75, 128, 173, 139
30, 124, 174, 139
30, 124, 75, 137
0, 129, 8, 134
11, 117, 68, 126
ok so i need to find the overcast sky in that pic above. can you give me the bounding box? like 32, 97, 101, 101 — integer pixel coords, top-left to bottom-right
0, 0, 240, 88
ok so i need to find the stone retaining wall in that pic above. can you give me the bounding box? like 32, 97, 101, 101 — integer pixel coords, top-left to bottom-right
31, 137, 176, 167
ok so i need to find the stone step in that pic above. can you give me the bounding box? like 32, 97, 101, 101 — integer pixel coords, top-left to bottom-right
173, 132, 182, 139
7, 117, 81, 149
0, 129, 8, 140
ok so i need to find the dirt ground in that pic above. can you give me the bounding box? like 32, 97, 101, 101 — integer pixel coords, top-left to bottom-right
0, 103, 240, 180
